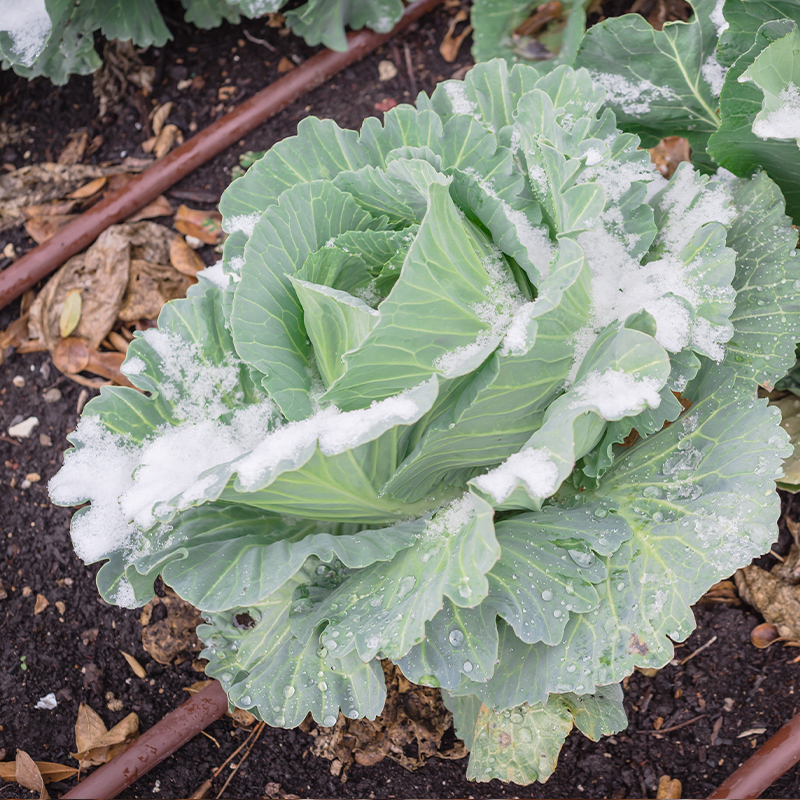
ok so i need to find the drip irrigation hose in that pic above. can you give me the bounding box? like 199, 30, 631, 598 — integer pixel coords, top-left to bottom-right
62, 680, 229, 800
709, 710, 800, 799
0, 0, 443, 311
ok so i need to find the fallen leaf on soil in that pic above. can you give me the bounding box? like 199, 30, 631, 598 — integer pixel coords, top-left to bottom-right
67, 176, 107, 199
33, 594, 49, 615
698, 579, 740, 606
59, 289, 82, 338
58, 132, 90, 166
649, 136, 691, 178
773, 518, 800, 584
126, 194, 172, 223
11, 751, 49, 798
21, 199, 78, 217
153, 124, 181, 159
264, 783, 300, 799
52, 338, 133, 387
656, 774, 682, 799
277, 56, 295, 73
751, 622, 781, 648
24, 214, 78, 244
0, 163, 108, 232
140, 588, 203, 665
375, 98, 399, 112
118, 259, 194, 321
151, 102, 173, 137
218, 86, 237, 101
72, 705, 139, 768
27, 222, 185, 359
120, 651, 147, 679
301, 662, 465, 778
170, 235, 206, 276
736, 564, 800, 642
0, 758, 77, 785
185, 681, 258, 727
174, 204, 224, 245
107, 331, 129, 354
0, 314, 31, 349
439, 10, 472, 63
514, 0, 562, 35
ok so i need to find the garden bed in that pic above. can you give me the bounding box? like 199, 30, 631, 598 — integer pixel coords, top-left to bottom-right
2, 2, 800, 797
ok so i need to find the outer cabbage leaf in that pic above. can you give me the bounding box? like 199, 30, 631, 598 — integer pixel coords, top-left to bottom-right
716, 0, 800, 66
573, 0, 722, 151
460, 365, 790, 708
465, 685, 626, 783
200, 570, 387, 727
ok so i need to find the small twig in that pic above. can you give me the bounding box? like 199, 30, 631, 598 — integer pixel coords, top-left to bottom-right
404, 42, 418, 98
679, 635, 717, 665
770, 548, 786, 562
0, 436, 20, 446
642, 713, 706, 734
214, 722, 266, 798
189, 722, 262, 798
200, 729, 221, 747
243, 29, 277, 52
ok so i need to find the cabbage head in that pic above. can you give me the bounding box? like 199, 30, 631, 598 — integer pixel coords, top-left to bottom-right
50, 60, 800, 783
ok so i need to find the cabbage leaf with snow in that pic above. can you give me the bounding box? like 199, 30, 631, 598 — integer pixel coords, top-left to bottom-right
0, 0, 403, 83
51, 60, 800, 783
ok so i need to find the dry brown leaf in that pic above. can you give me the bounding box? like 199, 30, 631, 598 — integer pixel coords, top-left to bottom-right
73, 704, 108, 762
118, 259, 193, 321
72, 706, 139, 768
33, 594, 49, 615
107, 331, 129, 354
21, 199, 78, 218
140, 588, 203, 665
170, 235, 206, 276
153, 124, 180, 159
52, 338, 134, 387
0, 759, 76, 785
126, 195, 172, 223
302, 662, 465, 778
120, 651, 147, 679
0, 314, 30, 349
440, 10, 472, 62
14, 751, 49, 799
24, 214, 78, 244
218, 86, 237, 101
649, 136, 691, 178
278, 56, 295, 73
0, 162, 109, 232
58, 132, 90, 166
174, 204, 224, 245
27, 222, 178, 355
151, 102, 173, 137
141, 135, 157, 154
736, 564, 800, 641
656, 775, 682, 800
59, 289, 82, 339
698, 579, 740, 606
67, 176, 107, 199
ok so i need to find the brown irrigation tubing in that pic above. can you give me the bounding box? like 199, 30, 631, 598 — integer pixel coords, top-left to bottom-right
709, 710, 800, 799
0, 0, 442, 311
62, 680, 229, 799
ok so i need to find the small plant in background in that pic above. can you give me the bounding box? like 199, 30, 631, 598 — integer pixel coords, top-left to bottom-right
473, 0, 800, 222
0, 0, 405, 84
51, 60, 800, 782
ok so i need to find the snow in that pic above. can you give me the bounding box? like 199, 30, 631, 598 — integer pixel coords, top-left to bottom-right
444, 82, 478, 117
589, 71, 677, 115
502, 302, 538, 355
584, 147, 604, 166
424, 494, 478, 541
433, 252, 524, 376
35, 693, 57, 710
234, 380, 435, 489
572, 369, 663, 418
0, 0, 51, 66
473, 448, 560, 503
121, 356, 146, 377
701, 54, 728, 98
222, 212, 260, 236
750, 83, 800, 141
463, 168, 555, 279
710, 0, 729, 36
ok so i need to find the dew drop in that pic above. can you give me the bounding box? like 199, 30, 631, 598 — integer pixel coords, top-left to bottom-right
541, 589, 553, 602
240, 695, 252, 706
323, 714, 338, 727
449, 629, 465, 647
463, 661, 473, 672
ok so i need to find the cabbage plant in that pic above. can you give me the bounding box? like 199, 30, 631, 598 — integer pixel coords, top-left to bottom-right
0, 0, 402, 83
51, 61, 800, 782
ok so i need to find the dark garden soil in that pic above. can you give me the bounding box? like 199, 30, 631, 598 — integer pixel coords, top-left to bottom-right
3, 2, 800, 798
